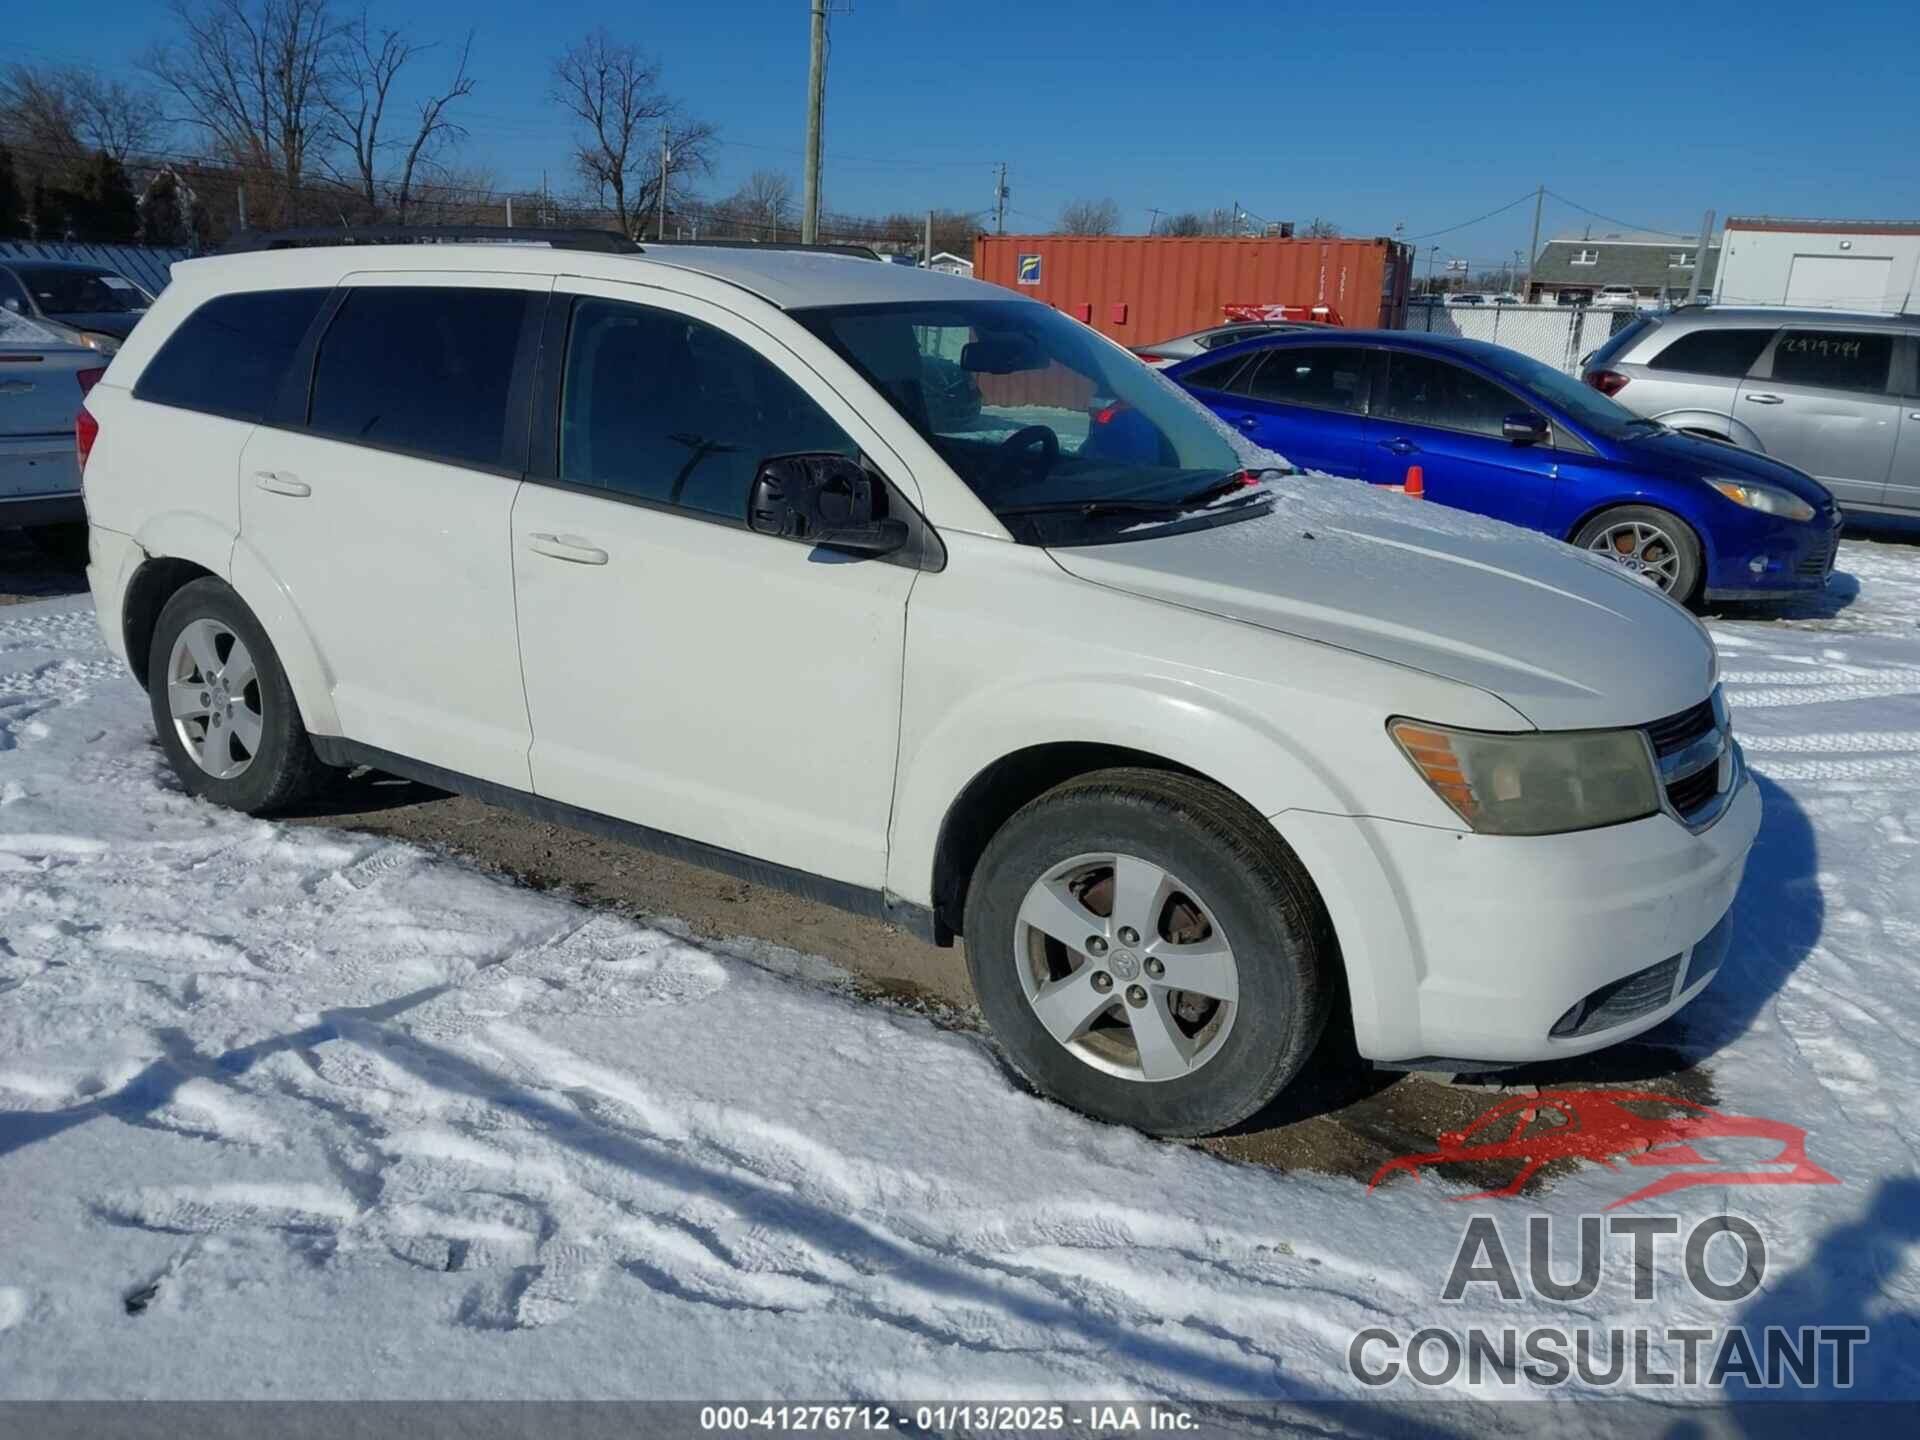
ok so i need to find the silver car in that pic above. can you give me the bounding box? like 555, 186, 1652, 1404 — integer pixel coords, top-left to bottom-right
1131, 321, 1313, 368
1583, 306, 1920, 516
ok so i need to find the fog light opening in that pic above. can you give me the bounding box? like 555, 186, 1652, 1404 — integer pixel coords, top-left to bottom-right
1748, 555, 1770, 575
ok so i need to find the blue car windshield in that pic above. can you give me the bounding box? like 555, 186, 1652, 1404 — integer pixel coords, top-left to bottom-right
1477, 346, 1653, 441
794, 299, 1256, 540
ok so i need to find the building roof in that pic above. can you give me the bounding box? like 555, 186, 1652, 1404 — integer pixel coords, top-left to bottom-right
1725, 216, 1920, 235
1530, 231, 1720, 292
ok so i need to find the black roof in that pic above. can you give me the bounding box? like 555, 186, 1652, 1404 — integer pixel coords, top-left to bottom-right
1531, 236, 1719, 292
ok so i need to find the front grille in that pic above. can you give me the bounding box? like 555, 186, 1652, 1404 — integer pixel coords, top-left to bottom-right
1667, 765, 1720, 814
1645, 694, 1729, 822
1551, 955, 1683, 1038
1646, 699, 1715, 754
1797, 535, 1838, 578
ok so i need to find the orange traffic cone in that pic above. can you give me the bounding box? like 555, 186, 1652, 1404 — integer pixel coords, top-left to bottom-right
1404, 464, 1425, 498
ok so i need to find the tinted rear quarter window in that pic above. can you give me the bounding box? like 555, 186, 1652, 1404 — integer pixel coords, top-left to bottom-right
308, 287, 530, 468
133, 288, 329, 421
1585, 315, 1655, 370
1180, 355, 1250, 392
1768, 329, 1894, 394
1647, 327, 1773, 378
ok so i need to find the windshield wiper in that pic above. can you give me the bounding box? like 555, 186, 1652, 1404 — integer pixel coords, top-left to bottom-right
996, 498, 1193, 519
1177, 469, 1284, 506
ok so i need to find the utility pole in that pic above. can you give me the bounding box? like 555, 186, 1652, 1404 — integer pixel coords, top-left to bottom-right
1146, 207, 1163, 236
801, 0, 828, 243
505, 195, 513, 228
993, 162, 1008, 235
237, 183, 248, 231
1522, 183, 1544, 300
1686, 208, 1715, 304
923, 209, 933, 267
656, 131, 672, 241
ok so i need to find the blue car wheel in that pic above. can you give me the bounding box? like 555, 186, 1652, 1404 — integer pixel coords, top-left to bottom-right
1572, 505, 1703, 604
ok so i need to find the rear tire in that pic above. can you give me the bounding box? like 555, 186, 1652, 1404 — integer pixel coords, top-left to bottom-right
146, 578, 329, 814
1573, 504, 1702, 605
963, 767, 1334, 1137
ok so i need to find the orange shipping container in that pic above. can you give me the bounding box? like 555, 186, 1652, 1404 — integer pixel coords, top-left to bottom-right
973, 234, 1414, 344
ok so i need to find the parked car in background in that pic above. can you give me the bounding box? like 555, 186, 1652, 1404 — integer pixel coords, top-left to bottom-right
80, 232, 1756, 1137
1169, 330, 1840, 604
1582, 307, 1920, 517
0, 259, 156, 356
1, 308, 102, 562
1130, 321, 1314, 368
1446, 293, 1488, 307
1492, 293, 1523, 306
1591, 285, 1641, 310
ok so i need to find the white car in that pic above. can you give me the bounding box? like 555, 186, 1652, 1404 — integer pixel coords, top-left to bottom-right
78, 231, 1759, 1136
1592, 286, 1641, 310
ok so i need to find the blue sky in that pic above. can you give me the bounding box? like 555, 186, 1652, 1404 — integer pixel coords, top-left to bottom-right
16, 0, 1917, 262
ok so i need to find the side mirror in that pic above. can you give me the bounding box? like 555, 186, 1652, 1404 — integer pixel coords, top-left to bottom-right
1502, 412, 1550, 446
747, 453, 910, 556
0, 297, 20, 313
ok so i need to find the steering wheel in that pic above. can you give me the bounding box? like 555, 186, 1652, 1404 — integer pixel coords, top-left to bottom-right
996, 424, 1059, 484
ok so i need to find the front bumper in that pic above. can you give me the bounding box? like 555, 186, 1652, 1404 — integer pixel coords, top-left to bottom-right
1278, 766, 1761, 1065
1702, 505, 1841, 598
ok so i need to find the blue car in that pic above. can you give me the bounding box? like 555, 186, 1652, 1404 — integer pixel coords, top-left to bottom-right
1166, 332, 1842, 605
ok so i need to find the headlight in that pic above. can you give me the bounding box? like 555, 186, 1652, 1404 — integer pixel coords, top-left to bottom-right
1706, 477, 1814, 522
1389, 719, 1660, 836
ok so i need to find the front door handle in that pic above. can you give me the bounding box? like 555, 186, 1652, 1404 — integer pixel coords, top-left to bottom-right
252, 470, 310, 497
527, 533, 609, 566
1744, 393, 1784, 405
1234, 414, 1259, 431
1378, 437, 1419, 455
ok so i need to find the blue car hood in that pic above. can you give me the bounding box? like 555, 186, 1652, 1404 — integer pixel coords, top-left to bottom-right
1622, 430, 1834, 508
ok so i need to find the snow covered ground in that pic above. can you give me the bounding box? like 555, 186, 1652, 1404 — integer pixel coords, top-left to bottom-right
2, 537, 1918, 1417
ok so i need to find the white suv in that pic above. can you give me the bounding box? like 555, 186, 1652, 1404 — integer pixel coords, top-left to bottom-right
78, 230, 1760, 1136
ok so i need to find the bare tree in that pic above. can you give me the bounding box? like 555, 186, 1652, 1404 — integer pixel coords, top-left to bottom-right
551, 29, 710, 239
144, 0, 338, 226
1304, 217, 1340, 238
1157, 210, 1208, 237
729, 168, 793, 239
326, 16, 476, 222
1058, 197, 1120, 235
2, 65, 165, 172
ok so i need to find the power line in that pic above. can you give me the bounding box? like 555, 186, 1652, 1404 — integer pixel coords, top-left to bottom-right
1401, 191, 1535, 241
1544, 189, 1692, 238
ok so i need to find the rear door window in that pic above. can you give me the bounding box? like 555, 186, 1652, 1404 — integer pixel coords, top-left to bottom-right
558, 296, 857, 522
1379, 352, 1516, 437
307, 286, 532, 469
1584, 315, 1655, 369
1767, 329, 1894, 394
1244, 346, 1370, 413
1648, 328, 1773, 378
132, 288, 329, 421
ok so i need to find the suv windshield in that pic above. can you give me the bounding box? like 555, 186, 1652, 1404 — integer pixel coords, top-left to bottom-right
1478, 344, 1656, 441
795, 299, 1259, 542
16, 266, 152, 316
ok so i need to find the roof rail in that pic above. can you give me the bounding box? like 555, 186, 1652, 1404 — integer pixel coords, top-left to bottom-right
219, 225, 641, 255
647, 238, 881, 261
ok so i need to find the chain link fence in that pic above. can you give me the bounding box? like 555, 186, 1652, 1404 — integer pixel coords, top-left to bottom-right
1400, 300, 1640, 373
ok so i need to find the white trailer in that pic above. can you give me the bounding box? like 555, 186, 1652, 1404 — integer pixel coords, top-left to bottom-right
1714, 217, 1920, 312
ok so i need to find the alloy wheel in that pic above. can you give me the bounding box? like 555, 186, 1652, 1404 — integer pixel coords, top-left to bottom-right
166, 619, 264, 780
1588, 520, 1681, 592
1014, 852, 1240, 1082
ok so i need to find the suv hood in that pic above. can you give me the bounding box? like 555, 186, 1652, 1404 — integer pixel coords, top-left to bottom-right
1049, 495, 1717, 731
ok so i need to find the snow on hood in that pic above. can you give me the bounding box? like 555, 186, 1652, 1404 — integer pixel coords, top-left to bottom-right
1050, 470, 1719, 731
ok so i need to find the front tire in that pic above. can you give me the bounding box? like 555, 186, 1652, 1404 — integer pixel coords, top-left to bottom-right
963, 768, 1334, 1137
1573, 505, 1702, 604
146, 578, 328, 814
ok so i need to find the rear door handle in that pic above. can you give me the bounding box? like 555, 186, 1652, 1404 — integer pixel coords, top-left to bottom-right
527, 533, 609, 566
1234, 414, 1259, 431
1378, 437, 1419, 455
1744, 393, 1784, 405
252, 470, 310, 497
